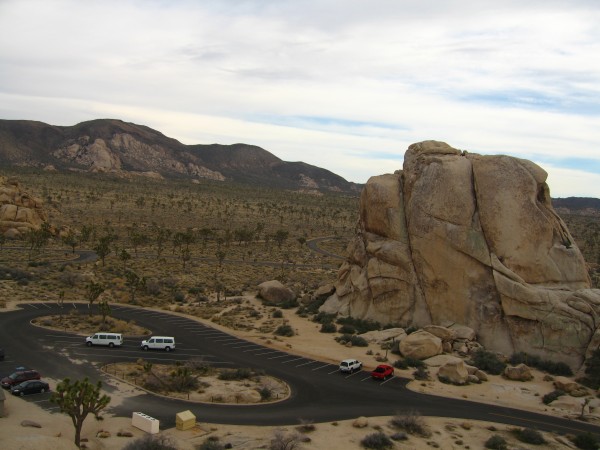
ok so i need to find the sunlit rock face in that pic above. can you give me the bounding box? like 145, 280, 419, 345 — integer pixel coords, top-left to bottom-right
322, 141, 600, 369
0, 176, 47, 238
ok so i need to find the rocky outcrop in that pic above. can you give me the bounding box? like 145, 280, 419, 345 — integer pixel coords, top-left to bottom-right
257, 280, 296, 305
0, 177, 48, 238
322, 141, 600, 369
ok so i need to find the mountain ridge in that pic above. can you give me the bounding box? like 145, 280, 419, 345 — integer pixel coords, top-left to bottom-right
0, 118, 362, 194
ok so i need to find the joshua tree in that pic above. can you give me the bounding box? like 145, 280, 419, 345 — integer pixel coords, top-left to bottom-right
85, 281, 104, 316
50, 378, 110, 448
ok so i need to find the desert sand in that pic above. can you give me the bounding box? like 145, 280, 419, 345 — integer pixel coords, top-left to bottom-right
0, 297, 594, 449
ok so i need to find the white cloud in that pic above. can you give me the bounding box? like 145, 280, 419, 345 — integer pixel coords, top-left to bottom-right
0, 0, 599, 197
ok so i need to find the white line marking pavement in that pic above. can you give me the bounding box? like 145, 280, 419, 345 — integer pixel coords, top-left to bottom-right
361, 375, 372, 381
28, 304, 38, 309
380, 376, 395, 385
312, 364, 333, 371
345, 371, 363, 379
295, 361, 316, 367
268, 354, 291, 360
328, 368, 340, 374
281, 357, 305, 364
247, 350, 280, 355
229, 344, 258, 349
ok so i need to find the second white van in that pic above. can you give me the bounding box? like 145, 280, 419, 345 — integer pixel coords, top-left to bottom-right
86, 332, 123, 348
141, 336, 175, 352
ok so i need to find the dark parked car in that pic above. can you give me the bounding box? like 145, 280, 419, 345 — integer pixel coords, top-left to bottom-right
371, 364, 394, 380
1, 369, 41, 388
10, 380, 50, 396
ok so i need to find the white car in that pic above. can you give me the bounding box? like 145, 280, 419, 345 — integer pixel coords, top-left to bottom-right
339, 359, 362, 373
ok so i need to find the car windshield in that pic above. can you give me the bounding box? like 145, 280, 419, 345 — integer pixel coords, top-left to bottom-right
374, 367, 385, 373
341, 362, 349, 367
8, 373, 20, 380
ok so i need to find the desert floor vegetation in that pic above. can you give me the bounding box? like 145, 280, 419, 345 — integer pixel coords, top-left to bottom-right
0, 168, 357, 311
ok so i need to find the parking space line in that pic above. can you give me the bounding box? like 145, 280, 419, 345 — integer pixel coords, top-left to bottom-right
268, 354, 291, 360
214, 338, 241, 343
345, 371, 363, 379
41, 303, 51, 308
312, 363, 333, 371
328, 368, 340, 374
28, 304, 39, 309
380, 376, 395, 385
360, 375, 372, 381
281, 357, 305, 364
248, 350, 280, 355
228, 344, 258, 349
295, 360, 317, 367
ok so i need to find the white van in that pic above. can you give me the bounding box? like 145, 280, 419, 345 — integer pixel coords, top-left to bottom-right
86, 332, 123, 348
141, 336, 175, 352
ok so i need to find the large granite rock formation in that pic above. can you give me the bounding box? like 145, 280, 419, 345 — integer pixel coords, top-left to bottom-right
322, 141, 600, 369
0, 176, 47, 238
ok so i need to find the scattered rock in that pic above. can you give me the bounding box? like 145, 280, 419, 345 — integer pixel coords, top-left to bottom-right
437, 360, 469, 385
20, 420, 42, 428
96, 430, 111, 438
503, 364, 533, 381
352, 417, 368, 428
117, 430, 134, 437
553, 376, 580, 393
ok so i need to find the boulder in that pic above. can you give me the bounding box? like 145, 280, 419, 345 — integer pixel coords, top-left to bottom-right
359, 328, 406, 344
437, 360, 469, 385
423, 325, 456, 341
257, 280, 296, 304
399, 330, 442, 360
352, 416, 368, 428
324, 141, 600, 371
553, 376, 581, 393
503, 364, 533, 381
424, 354, 462, 367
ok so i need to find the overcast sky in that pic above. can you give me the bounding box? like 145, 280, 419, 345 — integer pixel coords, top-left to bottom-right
1, 0, 600, 198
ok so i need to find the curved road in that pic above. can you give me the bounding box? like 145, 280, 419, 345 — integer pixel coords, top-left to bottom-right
2, 302, 600, 437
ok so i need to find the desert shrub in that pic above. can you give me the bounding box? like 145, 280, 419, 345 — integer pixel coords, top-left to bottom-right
269, 429, 302, 450
511, 428, 546, 445
218, 368, 253, 381
272, 309, 283, 318
360, 432, 393, 449
336, 316, 381, 334
542, 389, 565, 405
320, 322, 337, 333
413, 366, 430, 380
144, 279, 160, 295
580, 349, 600, 389
335, 334, 368, 347
573, 432, 600, 450
258, 386, 272, 400
338, 324, 356, 334
403, 357, 425, 368
468, 349, 506, 375
484, 435, 507, 449
389, 411, 430, 437
390, 432, 408, 441
296, 297, 326, 315
196, 436, 226, 450
274, 324, 294, 337
174, 291, 185, 302
405, 326, 418, 334
510, 352, 573, 376
393, 359, 409, 370
262, 298, 298, 309
295, 419, 316, 433
313, 311, 335, 324
123, 434, 178, 450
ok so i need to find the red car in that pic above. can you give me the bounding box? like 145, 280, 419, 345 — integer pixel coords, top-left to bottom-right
371, 364, 394, 380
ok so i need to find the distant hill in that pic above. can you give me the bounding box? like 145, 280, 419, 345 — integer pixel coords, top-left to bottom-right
0, 119, 362, 194
552, 197, 600, 216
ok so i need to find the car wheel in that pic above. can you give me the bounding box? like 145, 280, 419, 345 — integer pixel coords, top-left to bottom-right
165, 347, 171, 352
86, 341, 92, 347
40, 388, 45, 393
108, 342, 114, 348
143, 345, 149, 351
19, 391, 24, 397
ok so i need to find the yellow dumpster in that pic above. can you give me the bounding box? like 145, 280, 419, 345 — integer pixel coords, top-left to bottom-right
175, 410, 196, 431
